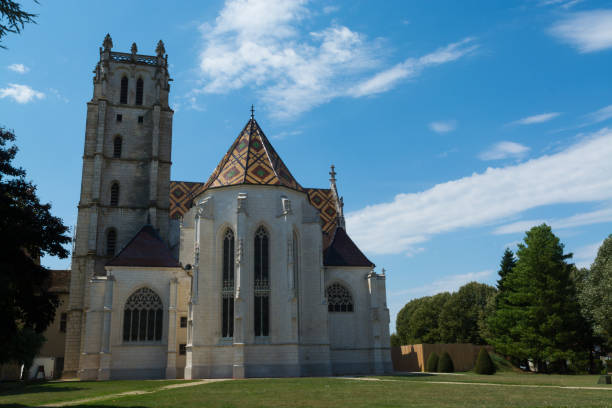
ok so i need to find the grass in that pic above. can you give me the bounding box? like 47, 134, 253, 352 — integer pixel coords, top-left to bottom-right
0, 373, 610, 408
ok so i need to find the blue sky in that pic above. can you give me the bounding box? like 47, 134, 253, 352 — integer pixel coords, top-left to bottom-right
2, 0, 612, 331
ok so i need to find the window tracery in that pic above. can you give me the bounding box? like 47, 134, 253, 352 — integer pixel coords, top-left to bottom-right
123, 287, 163, 342
327, 283, 354, 312
254, 226, 270, 336
222, 228, 234, 338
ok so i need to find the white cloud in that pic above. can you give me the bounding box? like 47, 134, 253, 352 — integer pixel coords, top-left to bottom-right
7, 63, 29, 74
479, 141, 530, 161
493, 207, 612, 234
549, 10, 612, 53
349, 38, 478, 98
429, 120, 456, 133
196, 0, 477, 118
584, 104, 612, 125
511, 112, 560, 125
540, 0, 584, 9
346, 128, 612, 255
573, 241, 603, 268
0, 83, 45, 103
390, 270, 494, 298
322, 5, 339, 14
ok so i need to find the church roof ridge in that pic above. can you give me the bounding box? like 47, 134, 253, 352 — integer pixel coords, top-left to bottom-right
203, 117, 303, 191
106, 225, 180, 268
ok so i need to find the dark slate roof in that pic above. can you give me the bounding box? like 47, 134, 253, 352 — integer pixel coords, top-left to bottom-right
48, 270, 70, 293
323, 227, 375, 268
106, 225, 180, 268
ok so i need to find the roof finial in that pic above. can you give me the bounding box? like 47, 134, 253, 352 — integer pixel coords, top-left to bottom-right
131, 42, 138, 55
156, 39, 166, 57
102, 33, 113, 51
329, 164, 336, 182
250, 104, 255, 120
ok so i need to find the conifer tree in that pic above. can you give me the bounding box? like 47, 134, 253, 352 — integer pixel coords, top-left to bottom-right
497, 248, 516, 292
486, 224, 585, 372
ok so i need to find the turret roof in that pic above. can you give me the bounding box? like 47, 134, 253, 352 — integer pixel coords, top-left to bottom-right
203, 118, 303, 191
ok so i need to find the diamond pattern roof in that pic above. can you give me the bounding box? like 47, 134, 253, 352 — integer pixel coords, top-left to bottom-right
203, 118, 303, 191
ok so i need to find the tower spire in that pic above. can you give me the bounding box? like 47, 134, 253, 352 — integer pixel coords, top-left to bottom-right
329, 164, 345, 229
250, 104, 255, 120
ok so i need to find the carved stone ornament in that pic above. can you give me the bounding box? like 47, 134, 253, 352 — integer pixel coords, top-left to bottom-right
195, 196, 213, 219
156, 40, 166, 57
281, 197, 292, 215
131, 42, 138, 55
102, 33, 113, 51
236, 238, 243, 265
237, 192, 248, 214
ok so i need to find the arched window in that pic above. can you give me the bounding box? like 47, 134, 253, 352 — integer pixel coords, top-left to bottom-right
254, 226, 270, 336
110, 183, 119, 206
123, 287, 163, 342
135, 78, 144, 105
113, 136, 122, 158
222, 228, 234, 338
120, 76, 128, 104
326, 283, 354, 312
106, 229, 117, 256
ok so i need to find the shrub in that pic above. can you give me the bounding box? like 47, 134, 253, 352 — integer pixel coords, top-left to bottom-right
474, 347, 496, 375
426, 352, 439, 372
438, 351, 454, 373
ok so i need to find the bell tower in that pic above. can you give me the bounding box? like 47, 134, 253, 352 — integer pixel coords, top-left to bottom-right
63, 34, 174, 378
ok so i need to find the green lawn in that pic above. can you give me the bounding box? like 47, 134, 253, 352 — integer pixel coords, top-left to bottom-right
0, 373, 610, 408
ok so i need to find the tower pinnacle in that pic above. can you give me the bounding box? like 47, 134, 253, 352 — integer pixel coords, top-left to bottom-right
250, 104, 255, 120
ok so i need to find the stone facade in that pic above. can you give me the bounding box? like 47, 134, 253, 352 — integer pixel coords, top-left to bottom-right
64, 36, 391, 380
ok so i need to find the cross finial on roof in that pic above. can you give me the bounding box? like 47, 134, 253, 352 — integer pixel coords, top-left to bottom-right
381, 268, 386, 276
250, 104, 255, 119
329, 164, 336, 182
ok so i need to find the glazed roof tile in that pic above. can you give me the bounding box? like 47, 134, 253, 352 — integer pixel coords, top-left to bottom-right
107, 225, 180, 268
203, 118, 303, 191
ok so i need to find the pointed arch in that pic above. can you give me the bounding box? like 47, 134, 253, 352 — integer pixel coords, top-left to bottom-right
113, 135, 122, 158
120, 76, 128, 104
254, 225, 270, 337
106, 228, 117, 256
110, 182, 119, 206
135, 77, 144, 105
222, 227, 235, 338
122, 287, 163, 342
326, 282, 354, 312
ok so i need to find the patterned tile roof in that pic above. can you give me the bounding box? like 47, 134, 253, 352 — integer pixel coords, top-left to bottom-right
305, 188, 338, 235
169, 181, 206, 219
203, 118, 303, 191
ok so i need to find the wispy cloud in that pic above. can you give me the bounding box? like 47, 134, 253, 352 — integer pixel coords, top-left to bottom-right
540, 0, 584, 9
349, 38, 478, 98
493, 207, 612, 234
7, 63, 29, 74
195, 0, 477, 118
429, 120, 457, 133
390, 270, 494, 298
573, 240, 604, 268
511, 112, 560, 125
346, 128, 612, 255
479, 141, 530, 161
549, 10, 612, 53
0, 83, 45, 103
583, 104, 612, 125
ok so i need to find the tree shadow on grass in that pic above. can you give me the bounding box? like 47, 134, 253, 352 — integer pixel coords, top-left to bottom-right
0, 405, 148, 408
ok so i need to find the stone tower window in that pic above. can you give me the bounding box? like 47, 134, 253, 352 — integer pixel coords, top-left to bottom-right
106, 229, 117, 256
123, 287, 163, 342
113, 136, 122, 158
110, 183, 119, 207
120, 76, 128, 104
222, 228, 235, 338
326, 283, 354, 312
135, 78, 144, 105
254, 226, 270, 337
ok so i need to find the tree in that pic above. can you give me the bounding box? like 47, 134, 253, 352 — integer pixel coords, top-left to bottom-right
396, 292, 451, 344
486, 224, 587, 372
438, 282, 497, 344
0, 0, 38, 48
437, 351, 454, 373
497, 248, 516, 292
0, 126, 70, 372
577, 235, 612, 348
390, 333, 401, 347
474, 347, 496, 375
425, 352, 439, 372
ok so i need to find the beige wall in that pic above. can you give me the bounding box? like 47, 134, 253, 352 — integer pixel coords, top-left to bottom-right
39, 293, 69, 358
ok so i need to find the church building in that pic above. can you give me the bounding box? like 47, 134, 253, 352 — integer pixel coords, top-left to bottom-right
63, 35, 391, 380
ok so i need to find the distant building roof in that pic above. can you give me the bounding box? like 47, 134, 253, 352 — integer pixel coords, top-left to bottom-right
106, 225, 180, 268
323, 227, 375, 268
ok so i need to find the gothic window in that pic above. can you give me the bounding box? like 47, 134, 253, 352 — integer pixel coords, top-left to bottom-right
113, 136, 122, 158
222, 228, 234, 338
135, 78, 144, 105
120, 76, 128, 104
122, 287, 163, 342
326, 283, 354, 312
254, 226, 270, 337
106, 229, 117, 256
110, 183, 119, 206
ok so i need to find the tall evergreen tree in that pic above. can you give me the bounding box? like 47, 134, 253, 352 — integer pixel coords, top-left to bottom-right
486, 224, 586, 372
497, 248, 516, 291
0, 127, 70, 369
